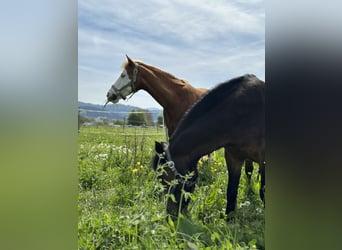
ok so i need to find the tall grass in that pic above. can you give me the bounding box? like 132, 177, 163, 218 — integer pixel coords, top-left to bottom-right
78, 126, 264, 249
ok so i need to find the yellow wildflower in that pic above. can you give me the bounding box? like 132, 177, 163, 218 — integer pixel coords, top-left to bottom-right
132, 168, 138, 174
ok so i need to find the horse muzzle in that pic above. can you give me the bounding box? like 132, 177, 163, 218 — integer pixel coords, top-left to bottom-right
106, 91, 120, 104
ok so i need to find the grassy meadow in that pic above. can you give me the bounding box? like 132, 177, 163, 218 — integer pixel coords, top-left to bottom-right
78, 126, 264, 249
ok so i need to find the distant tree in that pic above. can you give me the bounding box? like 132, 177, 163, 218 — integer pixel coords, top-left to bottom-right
113, 119, 124, 126
79, 114, 93, 124
157, 115, 164, 126
127, 109, 147, 126
144, 110, 154, 126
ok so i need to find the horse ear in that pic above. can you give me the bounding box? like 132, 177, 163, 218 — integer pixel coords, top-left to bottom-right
155, 141, 164, 154
154, 141, 163, 154
126, 55, 135, 67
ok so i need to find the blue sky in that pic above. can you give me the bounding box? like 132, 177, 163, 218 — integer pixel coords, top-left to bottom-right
78, 0, 264, 109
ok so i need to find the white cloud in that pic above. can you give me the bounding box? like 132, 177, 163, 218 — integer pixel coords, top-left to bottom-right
78, 0, 264, 108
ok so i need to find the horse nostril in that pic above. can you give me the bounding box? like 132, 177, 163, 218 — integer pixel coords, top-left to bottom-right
106, 92, 118, 102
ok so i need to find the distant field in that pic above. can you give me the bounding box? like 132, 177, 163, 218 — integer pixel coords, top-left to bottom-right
78, 126, 264, 249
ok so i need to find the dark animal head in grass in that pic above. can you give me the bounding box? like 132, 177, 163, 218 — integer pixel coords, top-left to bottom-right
153, 141, 197, 217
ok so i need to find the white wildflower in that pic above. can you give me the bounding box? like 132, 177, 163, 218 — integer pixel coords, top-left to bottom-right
94, 153, 108, 160
240, 200, 251, 208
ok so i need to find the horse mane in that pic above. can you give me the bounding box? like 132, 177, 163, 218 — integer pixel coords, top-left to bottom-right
170, 74, 263, 141
122, 60, 188, 86
121, 59, 144, 69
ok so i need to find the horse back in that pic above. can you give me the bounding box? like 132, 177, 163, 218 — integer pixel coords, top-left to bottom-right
170, 74, 265, 162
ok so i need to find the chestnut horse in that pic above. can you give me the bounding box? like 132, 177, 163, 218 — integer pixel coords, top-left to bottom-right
106, 56, 254, 177
106, 55, 206, 137
153, 74, 265, 218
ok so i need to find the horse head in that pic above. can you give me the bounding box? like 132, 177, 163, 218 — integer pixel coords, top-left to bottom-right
153, 141, 197, 217
106, 55, 140, 104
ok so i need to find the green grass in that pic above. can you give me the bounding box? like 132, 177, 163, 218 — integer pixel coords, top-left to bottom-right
78, 126, 264, 249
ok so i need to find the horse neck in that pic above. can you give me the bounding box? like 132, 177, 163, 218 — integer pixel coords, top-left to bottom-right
169, 127, 221, 174
168, 138, 207, 175
137, 64, 193, 112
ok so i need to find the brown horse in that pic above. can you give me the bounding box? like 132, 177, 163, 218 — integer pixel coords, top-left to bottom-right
106, 56, 254, 177
106, 55, 206, 137
153, 74, 265, 218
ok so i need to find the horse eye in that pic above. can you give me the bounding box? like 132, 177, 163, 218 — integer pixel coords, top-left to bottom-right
121, 73, 126, 78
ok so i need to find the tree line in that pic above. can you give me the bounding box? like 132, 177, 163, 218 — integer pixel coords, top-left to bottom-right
78, 109, 164, 127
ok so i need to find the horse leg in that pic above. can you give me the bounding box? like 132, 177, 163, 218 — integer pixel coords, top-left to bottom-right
259, 161, 265, 205
245, 159, 253, 181
224, 148, 243, 216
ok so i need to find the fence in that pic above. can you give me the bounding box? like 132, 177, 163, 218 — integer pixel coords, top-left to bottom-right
78, 108, 168, 139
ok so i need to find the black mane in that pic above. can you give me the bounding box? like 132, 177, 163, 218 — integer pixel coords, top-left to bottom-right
170, 74, 262, 142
